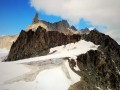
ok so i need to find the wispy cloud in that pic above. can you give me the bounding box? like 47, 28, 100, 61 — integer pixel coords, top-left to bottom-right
30, 0, 120, 44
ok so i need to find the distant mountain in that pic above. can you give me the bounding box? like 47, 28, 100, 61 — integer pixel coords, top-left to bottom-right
26, 13, 79, 35
80, 28, 90, 34
0, 35, 18, 49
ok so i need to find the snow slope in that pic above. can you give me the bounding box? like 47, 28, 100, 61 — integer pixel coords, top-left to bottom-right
0, 49, 31, 90
14, 40, 99, 63
0, 40, 99, 90
0, 48, 9, 61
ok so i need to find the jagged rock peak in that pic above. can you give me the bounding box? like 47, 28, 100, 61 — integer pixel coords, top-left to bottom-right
60, 20, 69, 24
71, 25, 77, 31
32, 12, 39, 24
53, 20, 70, 28
80, 28, 90, 34
27, 14, 79, 35
6, 26, 81, 61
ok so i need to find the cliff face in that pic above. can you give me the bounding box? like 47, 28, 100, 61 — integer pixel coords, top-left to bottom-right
69, 30, 120, 90
69, 50, 120, 90
82, 30, 120, 70
6, 26, 81, 61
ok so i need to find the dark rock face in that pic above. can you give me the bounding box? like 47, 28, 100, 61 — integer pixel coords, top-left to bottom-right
76, 50, 120, 90
6, 26, 81, 61
82, 30, 120, 71
69, 30, 120, 90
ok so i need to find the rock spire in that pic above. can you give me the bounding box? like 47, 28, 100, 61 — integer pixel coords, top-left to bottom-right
32, 12, 39, 24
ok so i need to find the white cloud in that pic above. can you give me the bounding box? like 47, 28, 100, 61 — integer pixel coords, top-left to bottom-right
30, 0, 120, 44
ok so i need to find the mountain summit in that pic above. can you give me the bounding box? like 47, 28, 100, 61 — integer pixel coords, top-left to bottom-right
32, 12, 39, 24
26, 13, 79, 35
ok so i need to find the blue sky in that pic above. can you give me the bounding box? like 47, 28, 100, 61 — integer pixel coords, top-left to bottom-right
0, 0, 95, 35
0, 0, 120, 44
29, 0, 120, 44
0, 0, 34, 35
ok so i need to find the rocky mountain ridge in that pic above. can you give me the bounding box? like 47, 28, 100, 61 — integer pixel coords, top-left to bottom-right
6, 26, 81, 61
0, 13, 90, 50
69, 30, 120, 90
26, 13, 79, 35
